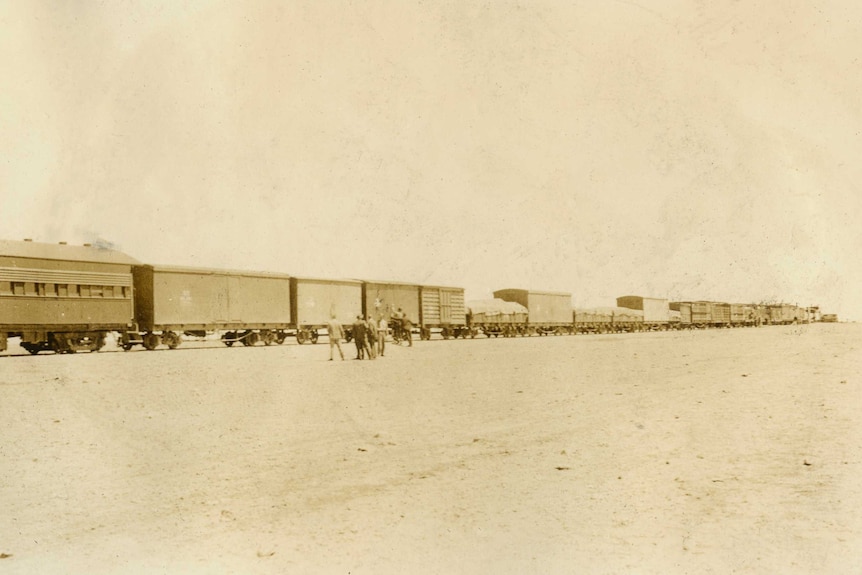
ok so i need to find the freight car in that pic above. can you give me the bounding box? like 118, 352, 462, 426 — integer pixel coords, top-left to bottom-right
292, 277, 362, 344
615, 296, 669, 330
494, 289, 573, 335
124, 264, 293, 350
572, 307, 614, 333
767, 303, 801, 325
466, 299, 528, 337
362, 280, 420, 334
670, 301, 714, 328
710, 302, 731, 327
419, 284, 467, 339
0, 239, 138, 354
360, 280, 467, 340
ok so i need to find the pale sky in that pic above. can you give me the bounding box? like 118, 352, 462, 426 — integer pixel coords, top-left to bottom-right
2, 1, 860, 319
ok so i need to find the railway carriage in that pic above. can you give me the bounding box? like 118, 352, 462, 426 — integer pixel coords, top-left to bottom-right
573, 307, 614, 333
616, 296, 669, 330
419, 284, 467, 339
467, 299, 528, 337
291, 277, 363, 344
0, 239, 138, 354
361, 280, 421, 340
493, 289, 573, 335
125, 265, 293, 350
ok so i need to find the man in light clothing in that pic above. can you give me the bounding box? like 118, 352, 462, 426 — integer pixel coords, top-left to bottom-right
377, 315, 388, 357
327, 315, 345, 361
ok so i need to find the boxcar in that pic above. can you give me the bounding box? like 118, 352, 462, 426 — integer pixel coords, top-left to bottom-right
467, 299, 528, 337
672, 301, 713, 327
710, 302, 731, 326
0, 239, 139, 354
494, 289, 573, 335
292, 277, 362, 343
127, 265, 292, 350
729, 304, 756, 326
616, 295, 669, 328
767, 303, 799, 325
361, 280, 420, 327
419, 285, 467, 339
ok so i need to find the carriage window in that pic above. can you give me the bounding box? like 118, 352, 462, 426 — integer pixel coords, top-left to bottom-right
58, 284, 68, 296
80, 285, 91, 297
0, 281, 10, 294
44, 283, 57, 296
12, 282, 25, 295
68, 284, 79, 297
24, 282, 37, 295
90, 285, 103, 297
103, 285, 114, 298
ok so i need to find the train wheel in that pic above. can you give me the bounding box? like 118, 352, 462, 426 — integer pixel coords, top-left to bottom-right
275, 332, 286, 345
164, 331, 181, 349
310, 330, 319, 344
143, 333, 161, 351
222, 332, 235, 347
262, 330, 276, 346
296, 329, 309, 345
242, 331, 260, 346
22, 343, 40, 355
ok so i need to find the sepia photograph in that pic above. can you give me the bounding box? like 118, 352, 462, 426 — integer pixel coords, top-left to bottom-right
1, 2, 861, 573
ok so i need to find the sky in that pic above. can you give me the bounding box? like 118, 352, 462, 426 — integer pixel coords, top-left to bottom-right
1, 1, 860, 319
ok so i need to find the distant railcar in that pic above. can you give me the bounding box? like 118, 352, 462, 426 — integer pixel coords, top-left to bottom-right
126, 265, 293, 350
0, 239, 138, 354
573, 307, 614, 333
671, 301, 712, 328
710, 302, 731, 326
616, 295, 669, 329
767, 303, 800, 325
494, 289, 573, 335
468, 299, 528, 337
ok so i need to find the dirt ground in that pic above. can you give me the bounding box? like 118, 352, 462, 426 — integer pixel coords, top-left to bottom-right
0, 323, 860, 574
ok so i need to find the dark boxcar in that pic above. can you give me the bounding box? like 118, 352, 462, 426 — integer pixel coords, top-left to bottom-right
0, 239, 139, 354
291, 277, 362, 344
767, 303, 798, 325
419, 285, 467, 339
361, 280, 421, 325
494, 288, 573, 335
130, 265, 292, 350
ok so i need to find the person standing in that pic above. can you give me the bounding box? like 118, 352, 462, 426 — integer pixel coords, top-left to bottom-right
377, 315, 388, 357
365, 315, 377, 359
352, 315, 367, 359
326, 314, 345, 361
401, 313, 413, 346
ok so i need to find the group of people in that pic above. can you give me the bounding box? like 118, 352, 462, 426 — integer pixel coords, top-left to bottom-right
327, 309, 410, 361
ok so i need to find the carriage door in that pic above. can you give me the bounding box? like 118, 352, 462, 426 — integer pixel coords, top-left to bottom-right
227, 276, 242, 322
440, 289, 452, 324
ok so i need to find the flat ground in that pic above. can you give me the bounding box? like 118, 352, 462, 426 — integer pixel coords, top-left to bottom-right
1, 324, 860, 574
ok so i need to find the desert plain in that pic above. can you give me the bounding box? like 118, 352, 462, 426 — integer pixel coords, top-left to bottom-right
0, 323, 860, 574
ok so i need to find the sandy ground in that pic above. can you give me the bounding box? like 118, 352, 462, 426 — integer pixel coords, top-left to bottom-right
0, 324, 860, 574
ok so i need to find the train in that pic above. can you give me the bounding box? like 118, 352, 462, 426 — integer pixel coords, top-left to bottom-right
0, 238, 822, 354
